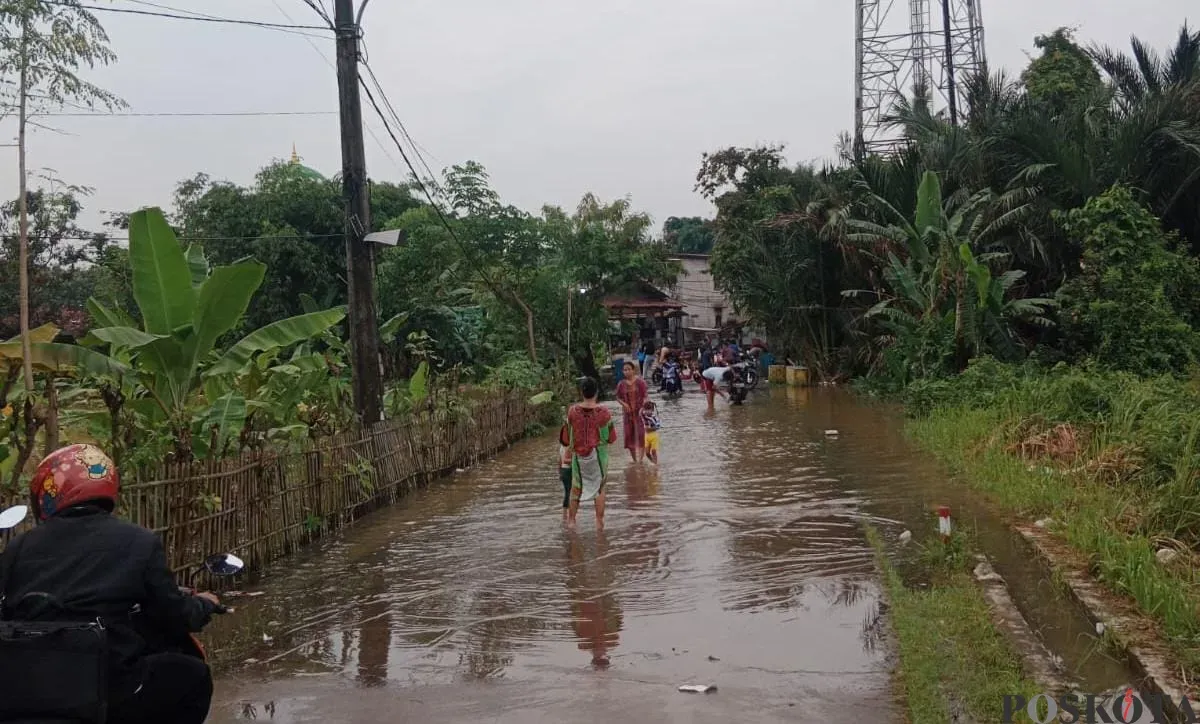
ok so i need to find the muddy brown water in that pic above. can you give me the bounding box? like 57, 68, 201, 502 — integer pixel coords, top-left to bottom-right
204, 387, 1137, 723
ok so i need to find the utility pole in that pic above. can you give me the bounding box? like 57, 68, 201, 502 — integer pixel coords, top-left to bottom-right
334, 0, 382, 424
940, 0, 959, 126
17, 13, 33, 394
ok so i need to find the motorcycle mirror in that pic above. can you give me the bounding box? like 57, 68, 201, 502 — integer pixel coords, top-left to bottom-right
0, 505, 29, 530
203, 553, 245, 576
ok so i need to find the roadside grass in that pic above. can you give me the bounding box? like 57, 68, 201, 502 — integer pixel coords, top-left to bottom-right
909, 400, 1200, 675
867, 526, 1038, 723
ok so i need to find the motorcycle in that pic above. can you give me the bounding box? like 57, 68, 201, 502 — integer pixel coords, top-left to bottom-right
0, 504, 242, 722
137, 552, 244, 661
728, 362, 752, 405
736, 351, 760, 389
660, 363, 683, 399
0, 505, 27, 531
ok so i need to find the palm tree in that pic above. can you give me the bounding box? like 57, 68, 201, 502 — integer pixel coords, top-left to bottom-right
1088, 24, 1200, 108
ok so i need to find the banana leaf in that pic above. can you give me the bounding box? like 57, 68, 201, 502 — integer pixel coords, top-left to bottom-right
190, 261, 267, 367
193, 391, 247, 460
409, 361, 429, 406
185, 243, 209, 288
0, 342, 130, 377
127, 208, 196, 336
207, 308, 347, 376
2, 323, 59, 345
85, 299, 137, 338
528, 390, 554, 405
89, 326, 166, 350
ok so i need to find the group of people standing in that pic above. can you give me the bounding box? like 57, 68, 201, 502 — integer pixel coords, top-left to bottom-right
556, 361, 661, 529
555, 338, 763, 527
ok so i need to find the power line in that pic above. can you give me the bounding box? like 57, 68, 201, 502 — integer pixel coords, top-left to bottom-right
296, 0, 334, 27
360, 61, 439, 184
119, 0, 225, 20
25, 110, 337, 118
356, 72, 508, 298
44, 232, 345, 243
356, 76, 451, 235
45, 1, 333, 35
266, 0, 405, 177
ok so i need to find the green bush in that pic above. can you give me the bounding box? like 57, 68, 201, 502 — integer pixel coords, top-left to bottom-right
1056, 185, 1200, 375
482, 354, 545, 390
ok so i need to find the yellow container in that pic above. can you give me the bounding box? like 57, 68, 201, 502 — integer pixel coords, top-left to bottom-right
786, 366, 809, 387
785, 385, 811, 405
768, 365, 789, 384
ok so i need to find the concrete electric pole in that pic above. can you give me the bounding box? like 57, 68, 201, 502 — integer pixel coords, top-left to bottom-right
334, 0, 383, 424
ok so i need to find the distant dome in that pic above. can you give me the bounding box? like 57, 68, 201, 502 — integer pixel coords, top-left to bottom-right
288, 144, 326, 181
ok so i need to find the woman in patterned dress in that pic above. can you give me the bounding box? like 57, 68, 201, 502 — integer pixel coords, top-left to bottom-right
616, 360, 648, 463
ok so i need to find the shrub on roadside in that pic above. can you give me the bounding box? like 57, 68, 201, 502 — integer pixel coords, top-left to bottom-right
1056, 186, 1200, 376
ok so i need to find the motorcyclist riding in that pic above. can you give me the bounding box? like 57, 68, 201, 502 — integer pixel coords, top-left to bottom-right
0, 444, 221, 724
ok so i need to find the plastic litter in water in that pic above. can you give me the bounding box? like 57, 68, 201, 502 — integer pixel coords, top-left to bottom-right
824, 430, 839, 436
678, 684, 717, 694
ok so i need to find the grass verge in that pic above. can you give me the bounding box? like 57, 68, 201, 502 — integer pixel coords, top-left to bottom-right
905, 365, 1200, 676
867, 526, 1038, 723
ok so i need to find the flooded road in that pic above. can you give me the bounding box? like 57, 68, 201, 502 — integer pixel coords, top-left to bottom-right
206, 387, 1132, 722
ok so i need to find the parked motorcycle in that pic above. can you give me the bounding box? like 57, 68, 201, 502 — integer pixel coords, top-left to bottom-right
736, 351, 760, 389
728, 363, 751, 405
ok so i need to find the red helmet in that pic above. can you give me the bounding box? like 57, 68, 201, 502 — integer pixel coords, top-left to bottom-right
30, 444, 119, 521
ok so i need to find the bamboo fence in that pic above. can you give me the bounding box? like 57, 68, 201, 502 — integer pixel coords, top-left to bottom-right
0, 391, 540, 580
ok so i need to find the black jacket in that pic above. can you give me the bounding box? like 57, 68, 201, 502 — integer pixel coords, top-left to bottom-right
0, 505, 217, 697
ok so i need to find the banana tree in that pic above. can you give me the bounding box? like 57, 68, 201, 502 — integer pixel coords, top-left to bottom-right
958, 244, 1056, 359
847, 170, 1047, 369
77, 208, 345, 460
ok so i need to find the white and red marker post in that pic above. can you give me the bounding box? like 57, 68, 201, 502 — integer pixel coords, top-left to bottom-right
937, 505, 952, 543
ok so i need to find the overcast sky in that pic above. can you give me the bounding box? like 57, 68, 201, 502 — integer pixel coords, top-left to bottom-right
0, 0, 1194, 234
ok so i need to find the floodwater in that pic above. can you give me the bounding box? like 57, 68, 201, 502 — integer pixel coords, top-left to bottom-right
205, 387, 1136, 723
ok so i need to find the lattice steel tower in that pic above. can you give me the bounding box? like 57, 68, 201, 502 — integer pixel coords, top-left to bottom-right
855, 0, 986, 158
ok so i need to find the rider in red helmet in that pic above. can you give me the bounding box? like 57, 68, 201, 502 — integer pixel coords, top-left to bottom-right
0, 444, 221, 724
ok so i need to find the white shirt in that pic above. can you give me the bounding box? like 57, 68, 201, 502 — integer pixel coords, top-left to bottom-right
702, 365, 729, 383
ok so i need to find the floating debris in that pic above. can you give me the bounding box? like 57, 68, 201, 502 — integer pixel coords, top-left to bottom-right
678, 684, 717, 694
1156, 548, 1179, 565
1095, 621, 1106, 636
898, 530, 913, 545
262, 632, 274, 643
824, 430, 839, 437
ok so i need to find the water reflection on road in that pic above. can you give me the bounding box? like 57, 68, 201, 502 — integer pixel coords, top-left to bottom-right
206, 388, 911, 722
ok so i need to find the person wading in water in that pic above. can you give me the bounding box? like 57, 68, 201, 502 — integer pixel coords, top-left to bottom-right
565, 377, 616, 528
616, 360, 648, 463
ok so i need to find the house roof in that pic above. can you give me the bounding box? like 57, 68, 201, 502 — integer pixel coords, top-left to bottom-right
602, 280, 684, 317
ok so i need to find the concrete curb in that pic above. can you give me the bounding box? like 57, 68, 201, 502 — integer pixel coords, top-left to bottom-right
971, 554, 1075, 693
1014, 524, 1195, 717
